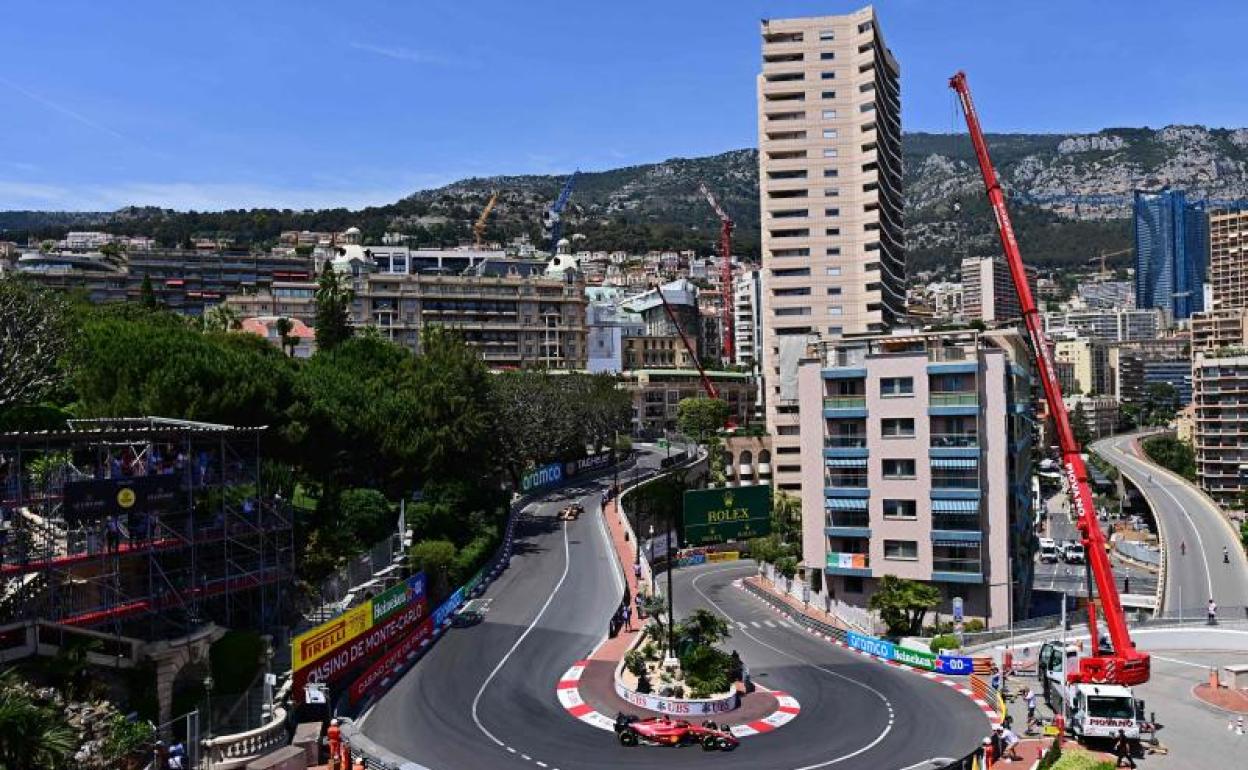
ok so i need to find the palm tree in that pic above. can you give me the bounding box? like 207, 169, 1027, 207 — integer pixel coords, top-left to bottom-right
0, 672, 76, 770
771, 490, 801, 543
274, 316, 296, 357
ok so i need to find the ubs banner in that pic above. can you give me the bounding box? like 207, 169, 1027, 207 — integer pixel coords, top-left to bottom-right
63, 474, 183, 524
292, 573, 427, 702
681, 484, 771, 546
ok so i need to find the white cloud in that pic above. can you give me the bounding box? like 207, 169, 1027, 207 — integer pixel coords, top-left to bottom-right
0, 177, 463, 212
348, 41, 448, 66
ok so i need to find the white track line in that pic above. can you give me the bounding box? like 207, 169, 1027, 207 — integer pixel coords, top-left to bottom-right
471, 517, 571, 748
690, 565, 896, 770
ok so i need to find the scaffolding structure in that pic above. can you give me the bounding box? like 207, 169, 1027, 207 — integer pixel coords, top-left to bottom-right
0, 417, 292, 641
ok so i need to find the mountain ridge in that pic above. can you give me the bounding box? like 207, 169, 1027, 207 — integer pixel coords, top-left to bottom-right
5, 124, 1247, 276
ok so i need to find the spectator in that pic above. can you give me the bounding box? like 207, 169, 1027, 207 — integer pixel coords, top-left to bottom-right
1113, 728, 1137, 768
105, 515, 122, 553
1207, 598, 1217, 625
999, 723, 1021, 761
622, 604, 632, 631
1023, 686, 1037, 723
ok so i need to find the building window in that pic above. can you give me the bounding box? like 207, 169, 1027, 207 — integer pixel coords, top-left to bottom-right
826, 207, 840, 216
820, 52, 836, 60
774, 287, 811, 296
827, 326, 843, 335
773, 267, 812, 279
826, 247, 842, 256
775, 307, 811, 317
819, 30, 835, 41
843, 575, 864, 593
882, 499, 917, 520
827, 287, 842, 296
880, 377, 914, 397
882, 459, 916, 479
822, 90, 836, 99
777, 425, 800, 436
828, 306, 843, 316
824, 168, 839, 178
822, 129, 838, 139
822, 109, 837, 119
884, 540, 919, 560
881, 418, 915, 438
826, 266, 842, 276
823, 148, 838, 158
777, 464, 802, 473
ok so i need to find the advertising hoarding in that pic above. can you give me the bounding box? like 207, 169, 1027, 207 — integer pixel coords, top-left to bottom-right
63, 473, 183, 523
292, 603, 373, 671
681, 484, 771, 546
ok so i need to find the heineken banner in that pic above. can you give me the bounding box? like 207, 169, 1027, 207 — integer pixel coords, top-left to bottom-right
681, 484, 771, 546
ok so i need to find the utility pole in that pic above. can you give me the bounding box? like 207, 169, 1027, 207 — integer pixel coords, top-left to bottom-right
666, 501, 676, 661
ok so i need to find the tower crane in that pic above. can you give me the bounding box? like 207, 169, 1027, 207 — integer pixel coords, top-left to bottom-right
1090, 247, 1132, 279
950, 72, 1149, 690
473, 190, 499, 248
543, 171, 579, 254
698, 183, 735, 364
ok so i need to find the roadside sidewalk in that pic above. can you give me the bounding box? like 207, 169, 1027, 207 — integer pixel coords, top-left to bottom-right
743, 574, 856, 633
591, 497, 642, 663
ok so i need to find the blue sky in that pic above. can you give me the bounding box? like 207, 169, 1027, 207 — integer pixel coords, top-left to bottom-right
2, 1, 1245, 211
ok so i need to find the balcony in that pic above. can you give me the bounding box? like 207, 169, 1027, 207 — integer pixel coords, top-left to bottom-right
929, 432, 980, 458
824, 396, 868, 418
932, 559, 983, 583
928, 392, 979, 417
824, 498, 871, 538
825, 551, 872, 577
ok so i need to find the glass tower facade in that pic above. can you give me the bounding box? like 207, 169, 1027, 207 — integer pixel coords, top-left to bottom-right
1134, 189, 1208, 320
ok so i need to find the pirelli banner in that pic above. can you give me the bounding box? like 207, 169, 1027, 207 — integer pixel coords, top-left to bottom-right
681, 484, 771, 546
292, 572, 427, 700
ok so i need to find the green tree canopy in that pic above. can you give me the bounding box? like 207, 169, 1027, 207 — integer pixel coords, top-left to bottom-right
868, 574, 942, 637
314, 262, 353, 350
675, 397, 730, 441
0, 278, 73, 411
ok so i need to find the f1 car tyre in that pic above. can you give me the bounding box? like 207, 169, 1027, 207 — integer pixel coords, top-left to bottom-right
618, 729, 639, 747
701, 735, 719, 751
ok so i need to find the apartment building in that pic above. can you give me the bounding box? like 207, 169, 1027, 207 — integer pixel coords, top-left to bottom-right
759, 6, 904, 494
1053, 336, 1111, 395
961, 256, 1037, 324
1209, 209, 1248, 310
1192, 349, 1248, 505
225, 281, 317, 323
348, 271, 587, 369
1043, 308, 1165, 343
734, 269, 763, 369
622, 370, 755, 438
1077, 280, 1134, 311
797, 328, 1035, 627
1064, 395, 1118, 440
1192, 307, 1248, 353
622, 336, 696, 370
16, 248, 313, 316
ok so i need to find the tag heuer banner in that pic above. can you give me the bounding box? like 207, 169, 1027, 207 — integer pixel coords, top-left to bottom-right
682, 484, 771, 546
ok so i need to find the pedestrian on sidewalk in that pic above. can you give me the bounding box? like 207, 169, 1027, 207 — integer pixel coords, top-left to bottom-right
622, 604, 632, 630
633, 562, 641, 582
1113, 729, 1137, 768
1207, 598, 1217, 625
1023, 686, 1036, 723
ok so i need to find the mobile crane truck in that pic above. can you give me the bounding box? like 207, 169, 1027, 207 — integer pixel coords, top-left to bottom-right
950, 72, 1152, 747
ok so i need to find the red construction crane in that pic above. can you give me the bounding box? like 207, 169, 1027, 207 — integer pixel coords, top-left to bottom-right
699, 183, 735, 364
653, 282, 719, 401
950, 71, 1149, 688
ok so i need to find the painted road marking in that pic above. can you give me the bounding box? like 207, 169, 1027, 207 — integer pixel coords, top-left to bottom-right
764, 619, 777, 628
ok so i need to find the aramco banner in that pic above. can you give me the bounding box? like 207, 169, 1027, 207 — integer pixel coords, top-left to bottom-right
681, 484, 771, 546
521, 462, 563, 493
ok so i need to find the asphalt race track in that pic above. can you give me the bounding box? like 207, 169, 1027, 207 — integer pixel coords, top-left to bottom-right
362, 450, 988, 769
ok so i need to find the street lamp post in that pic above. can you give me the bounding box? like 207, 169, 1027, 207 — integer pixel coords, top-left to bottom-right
203, 674, 214, 769
666, 504, 676, 662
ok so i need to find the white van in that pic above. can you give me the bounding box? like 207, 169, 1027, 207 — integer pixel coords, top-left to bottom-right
1064, 542, 1086, 564
1039, 538, 1060, 563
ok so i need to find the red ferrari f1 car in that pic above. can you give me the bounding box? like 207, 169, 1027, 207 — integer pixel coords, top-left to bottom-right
614, 713, 739, 751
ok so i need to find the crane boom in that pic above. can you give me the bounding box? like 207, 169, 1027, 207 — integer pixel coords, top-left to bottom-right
653, 283, 719, 400
474, 190, 499, 248
545, 171, 579, 253
949, 71, 1149, 687
699, 183, 735, 364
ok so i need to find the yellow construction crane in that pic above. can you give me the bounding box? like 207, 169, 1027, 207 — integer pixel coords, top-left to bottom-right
474, 191, 499, 248
1092, 246, 1132, 278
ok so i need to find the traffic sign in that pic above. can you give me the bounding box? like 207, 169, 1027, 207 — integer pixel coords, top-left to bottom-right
952, 596, 964, 622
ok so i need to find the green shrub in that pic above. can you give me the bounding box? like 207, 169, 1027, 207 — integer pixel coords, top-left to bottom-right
679, 646, 733, 699
1036, 739, 1062, 769
964, 618, 986, 633
929, 634, 959, 653
624, 650, 647, 678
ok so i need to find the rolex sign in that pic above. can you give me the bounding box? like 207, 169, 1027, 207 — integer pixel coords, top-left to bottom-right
682, 484, 771, 546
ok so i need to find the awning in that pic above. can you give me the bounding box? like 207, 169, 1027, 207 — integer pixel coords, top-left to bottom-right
825, 457, 868, 468
931, 458, 978, 469
933, 539, 980, 548
825, 497, 868, 511
931, 499, 979, 513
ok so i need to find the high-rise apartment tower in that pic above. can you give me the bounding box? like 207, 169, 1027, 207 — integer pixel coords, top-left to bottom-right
758, 6, 903, 494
